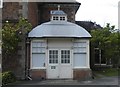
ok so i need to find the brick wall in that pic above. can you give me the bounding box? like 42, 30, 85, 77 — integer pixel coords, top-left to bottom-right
27, 2, 80, 26
30, 69, 46, 80
2, 2, 22, 21
29, 69, 92, 80
37, 2, 80, 24
28, 2, 38, 27
73, 69, 92, 80
2, 2, 26, 79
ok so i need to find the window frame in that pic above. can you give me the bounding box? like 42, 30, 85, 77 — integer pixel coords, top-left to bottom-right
30, 40, 46, 69
48, 50, 59, 64
60, 16, 65, 21
61, 50, 70, 64
53, 16, 59, 20
52, 16, 66, 21
73, 41, 88, 68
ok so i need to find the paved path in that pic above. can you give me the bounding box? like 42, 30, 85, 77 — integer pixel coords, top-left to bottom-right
3, 76, 120, 87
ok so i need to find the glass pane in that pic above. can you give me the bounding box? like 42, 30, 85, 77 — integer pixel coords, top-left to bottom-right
53, 16, 58, 20
60, 16, 65, 20
73, 47, 86, 53
61, 50, 70, 64
32, 42, 41, 47
73, 42, 86, 47
73, 53, 86, 67
32, 53, 45, 68
49, 50, 58, 64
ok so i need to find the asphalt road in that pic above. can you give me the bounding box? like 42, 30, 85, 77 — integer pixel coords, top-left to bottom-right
2, 76, 120, 87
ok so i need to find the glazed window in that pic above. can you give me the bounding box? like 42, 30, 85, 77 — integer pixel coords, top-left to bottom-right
73, 42, 87, 53
49, 50, 58, 63
73, 42, 87, 67
60, 17, 65, 20
31, 41, 46, 69
61, 50, 70, 63
53, 16, 59, 20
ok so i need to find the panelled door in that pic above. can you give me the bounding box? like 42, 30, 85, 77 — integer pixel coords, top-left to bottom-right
47, 49, 72, 79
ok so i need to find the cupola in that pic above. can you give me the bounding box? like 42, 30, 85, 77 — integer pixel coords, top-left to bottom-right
50, 5, 67, 22
28, 6, 91, 38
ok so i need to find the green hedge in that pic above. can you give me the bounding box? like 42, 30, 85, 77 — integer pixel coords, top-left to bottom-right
2, 71, 16, 85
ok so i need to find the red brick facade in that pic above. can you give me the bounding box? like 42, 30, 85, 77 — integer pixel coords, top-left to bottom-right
30, 69, 92, 80
30, 69, 46, 80
28, 2, 80, 27
73, 69, 92, 80
2, 2, 21, 21
28, 2, 38, 27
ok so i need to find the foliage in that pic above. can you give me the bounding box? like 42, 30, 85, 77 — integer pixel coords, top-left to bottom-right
90, 23, 120, 67
2, 17, 32, 73
2, 17, 32, 56
0, 29, 2, 40
2, 71, 16, 85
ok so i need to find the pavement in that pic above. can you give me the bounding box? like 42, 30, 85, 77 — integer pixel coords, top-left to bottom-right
2, 76, 120, 87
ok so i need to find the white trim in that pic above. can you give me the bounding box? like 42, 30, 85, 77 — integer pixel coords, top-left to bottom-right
73, 39, 90, 68
0, 0, 3, 8
48, 49, 59, 65
46, 49, 48, 78
30, 40, 46, 69
31, 67, 46, 69
73, 39, 88, 43
51, 15, 67, 21
47, 49, 73, 79
60, 49, 71, 64
47, 49, 59, 79
73, 67, 90, 69
87, 40, 90, 68
71, 49, 73, 78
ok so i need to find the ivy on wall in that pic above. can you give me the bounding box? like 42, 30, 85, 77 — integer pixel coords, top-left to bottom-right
2, 17, 32, 71
2, 17, 32, 56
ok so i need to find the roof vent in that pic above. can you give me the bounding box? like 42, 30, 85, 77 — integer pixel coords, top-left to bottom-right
50, 6, 67, 22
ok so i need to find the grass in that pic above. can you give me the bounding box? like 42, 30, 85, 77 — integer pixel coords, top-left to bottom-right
93, 68, 119, 78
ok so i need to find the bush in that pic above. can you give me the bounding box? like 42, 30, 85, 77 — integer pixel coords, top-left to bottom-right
2, 71, 16, 85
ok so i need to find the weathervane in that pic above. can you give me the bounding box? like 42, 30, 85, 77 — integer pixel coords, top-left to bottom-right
58, 5, 60, 10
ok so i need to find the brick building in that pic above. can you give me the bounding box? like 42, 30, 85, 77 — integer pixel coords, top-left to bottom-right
2, 0, 92, 80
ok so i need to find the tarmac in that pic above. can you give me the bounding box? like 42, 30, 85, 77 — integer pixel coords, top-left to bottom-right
2, 76, 120, 87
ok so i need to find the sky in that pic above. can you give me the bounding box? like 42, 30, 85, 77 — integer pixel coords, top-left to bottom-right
75, 0, 119, 29
0, 0, 119, 29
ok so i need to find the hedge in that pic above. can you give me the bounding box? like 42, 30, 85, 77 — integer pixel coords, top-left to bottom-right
2, 71, 16, 85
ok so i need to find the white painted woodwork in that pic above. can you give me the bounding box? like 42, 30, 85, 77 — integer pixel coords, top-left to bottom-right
30, 39, 90, 79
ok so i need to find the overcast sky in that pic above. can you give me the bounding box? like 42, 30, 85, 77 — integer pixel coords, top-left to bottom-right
75, 0, 119, 29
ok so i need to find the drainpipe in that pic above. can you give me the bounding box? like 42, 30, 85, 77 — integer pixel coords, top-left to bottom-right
25, 37, 32, 80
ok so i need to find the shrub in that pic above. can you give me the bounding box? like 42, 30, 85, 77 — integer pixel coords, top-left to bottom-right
2, 71, 16, 85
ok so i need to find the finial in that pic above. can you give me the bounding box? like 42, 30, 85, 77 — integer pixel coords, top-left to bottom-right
58, 5, 60, 10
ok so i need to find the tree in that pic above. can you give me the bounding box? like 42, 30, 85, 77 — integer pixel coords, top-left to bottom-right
90, 23, 119, 68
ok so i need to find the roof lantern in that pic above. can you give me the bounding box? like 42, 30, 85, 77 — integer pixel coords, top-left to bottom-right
28, 6, 91, 38
51, 5, 67, 22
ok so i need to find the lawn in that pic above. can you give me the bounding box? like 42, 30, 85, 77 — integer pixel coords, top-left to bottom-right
93, 68, 119, 78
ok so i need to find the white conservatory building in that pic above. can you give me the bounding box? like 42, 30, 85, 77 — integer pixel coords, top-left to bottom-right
28, 9, 92, 80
